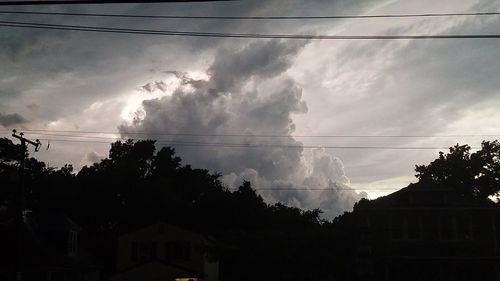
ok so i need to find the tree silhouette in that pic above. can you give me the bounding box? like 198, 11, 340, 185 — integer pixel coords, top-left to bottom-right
3, 137, 500, 280
415, 140, 500, 201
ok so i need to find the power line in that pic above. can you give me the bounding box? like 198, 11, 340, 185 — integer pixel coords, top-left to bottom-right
1, 129, 498, 138
254, 188, 473, 192
254, 188, 399, 191
1, 10, 500, 20
254, 187, 474, 191
0, 130, 492, 150
2, 20, 500, 40
1, 132, 123, 140
2, 135, 481, 150
0, 0, 232, 6
47, 141, 485, 150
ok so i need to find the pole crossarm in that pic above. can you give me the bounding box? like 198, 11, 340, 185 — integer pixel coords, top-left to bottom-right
11, 129, 41, 151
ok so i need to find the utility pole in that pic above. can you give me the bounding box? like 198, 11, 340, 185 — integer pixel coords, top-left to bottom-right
10, 130, 40, 281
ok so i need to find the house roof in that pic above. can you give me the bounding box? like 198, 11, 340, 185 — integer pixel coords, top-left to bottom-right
355, 182, 499, 210
117, 221, 215, 244
114, 258, 205, 277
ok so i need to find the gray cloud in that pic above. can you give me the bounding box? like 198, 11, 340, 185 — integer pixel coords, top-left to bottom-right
287, 0, 500, 192
120, 39, 364, 218
0, 0, 380, 124
3, 0, 499, 215
0, 112, 27, 127
81, 151, 103, 166
208, 40, 307, 92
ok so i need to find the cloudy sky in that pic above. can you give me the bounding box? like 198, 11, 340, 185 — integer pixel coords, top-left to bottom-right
1, 0, 500, 218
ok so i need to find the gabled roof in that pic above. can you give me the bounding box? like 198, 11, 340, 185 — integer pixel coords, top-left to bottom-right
114, 258, 205, 277
117, 221, 215, 243
355, 182, 498, 210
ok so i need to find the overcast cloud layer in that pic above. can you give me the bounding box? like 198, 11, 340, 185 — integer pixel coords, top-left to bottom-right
1, 0, 500, 218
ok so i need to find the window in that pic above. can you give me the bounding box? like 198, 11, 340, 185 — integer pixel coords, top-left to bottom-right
391, 216, 404, 240
131, 240, 157, 262
440, 215, 454, 240
50, 272, 64, 281
391, 215, 422, 240
165, 240, 191, 262
68, 230, 78, 256
355, 258, 373, 275
407, 217, 422, 240
131, 241, 138, 262
456, 215, 472, 240
439, 215, 471, 241
359, 215, 371, 227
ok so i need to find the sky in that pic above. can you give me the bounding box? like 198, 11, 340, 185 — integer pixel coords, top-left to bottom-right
1, 0, 500, 219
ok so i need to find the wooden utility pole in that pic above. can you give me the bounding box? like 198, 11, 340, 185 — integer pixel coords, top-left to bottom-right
10, 130, 40, 281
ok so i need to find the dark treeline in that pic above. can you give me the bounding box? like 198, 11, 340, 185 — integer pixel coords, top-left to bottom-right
1, 138, 499, 281
0, 138, 342, 280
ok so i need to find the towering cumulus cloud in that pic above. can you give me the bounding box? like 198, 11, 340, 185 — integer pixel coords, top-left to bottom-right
119, 40, 365, 219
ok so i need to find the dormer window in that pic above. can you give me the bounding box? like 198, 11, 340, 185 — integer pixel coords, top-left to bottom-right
68, 229, 78, 256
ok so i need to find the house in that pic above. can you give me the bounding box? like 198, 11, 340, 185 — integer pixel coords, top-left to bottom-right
349, 183, 500, 281
0, 212, 100, 281
111, 222, 219, 281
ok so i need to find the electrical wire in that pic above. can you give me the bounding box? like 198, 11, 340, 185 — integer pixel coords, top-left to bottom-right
0, 129, 498, 138
0, 0, 232, 5
1, 131, 488, 192
2, 20, 500, 40
1, 10, 500, 20
254, 188, 399, 191
0, 133, 482, 150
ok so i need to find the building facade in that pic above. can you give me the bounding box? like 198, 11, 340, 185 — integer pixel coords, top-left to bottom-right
351, 184, 500, 281
0, 212, 100, 281
111, 222, 218, 281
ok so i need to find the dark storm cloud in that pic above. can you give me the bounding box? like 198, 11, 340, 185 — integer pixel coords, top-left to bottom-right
0, 112, 27, 127
0, 0, 375, 125
209, 40, 309, 92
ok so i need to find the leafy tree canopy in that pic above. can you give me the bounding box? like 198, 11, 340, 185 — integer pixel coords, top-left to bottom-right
415, 140, 500, 201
